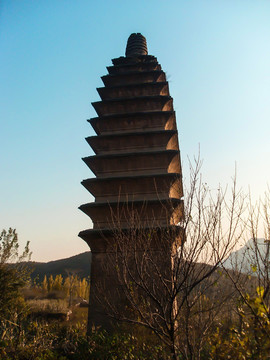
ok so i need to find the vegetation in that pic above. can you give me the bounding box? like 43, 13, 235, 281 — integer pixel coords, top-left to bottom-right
1, 168, 270, 358
1, 274, 270, 359
31, 273, 90, 301
0, 228, 31, 322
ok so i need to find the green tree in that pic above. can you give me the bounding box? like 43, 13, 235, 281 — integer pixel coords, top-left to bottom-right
0, 228, 31, 322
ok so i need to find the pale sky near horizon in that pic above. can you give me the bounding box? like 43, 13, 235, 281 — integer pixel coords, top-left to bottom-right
1, 0, 269, 262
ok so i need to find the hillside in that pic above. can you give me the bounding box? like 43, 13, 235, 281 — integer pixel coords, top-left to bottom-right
26, 239, 268, 283
223, 238, 269, 272
26, 252, 92, 281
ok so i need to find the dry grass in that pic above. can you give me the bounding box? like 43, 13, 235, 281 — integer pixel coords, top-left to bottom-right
26, 298, 68, 313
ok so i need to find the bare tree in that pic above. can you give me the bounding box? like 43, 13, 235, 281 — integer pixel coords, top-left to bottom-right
93, 158, 247, 359
222, 187, 270, 355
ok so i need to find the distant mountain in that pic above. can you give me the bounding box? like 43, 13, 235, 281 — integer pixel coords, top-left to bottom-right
26, 240, 268, 282
26, 252, 92, 281
223, 238, 269, 272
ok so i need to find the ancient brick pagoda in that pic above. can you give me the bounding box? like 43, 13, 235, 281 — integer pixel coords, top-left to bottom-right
79, 33, 184, 329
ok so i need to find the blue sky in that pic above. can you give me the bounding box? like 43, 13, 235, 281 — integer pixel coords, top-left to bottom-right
1, 0, 269, 261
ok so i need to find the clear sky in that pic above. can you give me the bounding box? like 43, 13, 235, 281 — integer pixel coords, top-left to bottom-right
1, 0, 269, 262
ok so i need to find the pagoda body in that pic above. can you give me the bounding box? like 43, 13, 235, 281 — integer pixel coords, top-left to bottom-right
79, 33, 184, 329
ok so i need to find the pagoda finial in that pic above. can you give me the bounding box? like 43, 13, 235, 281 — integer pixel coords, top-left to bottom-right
125, 33, 148, 57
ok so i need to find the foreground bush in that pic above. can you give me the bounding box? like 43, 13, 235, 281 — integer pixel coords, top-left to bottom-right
0, 319, 167, 360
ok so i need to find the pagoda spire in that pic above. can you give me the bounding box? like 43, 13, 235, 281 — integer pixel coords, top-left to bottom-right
125, 32, 148, 57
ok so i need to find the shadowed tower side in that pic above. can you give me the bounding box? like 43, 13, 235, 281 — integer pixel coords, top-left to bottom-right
79, 33, 184, 329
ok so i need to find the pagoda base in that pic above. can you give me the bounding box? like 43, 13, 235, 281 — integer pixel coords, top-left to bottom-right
79, 227, 183, 331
